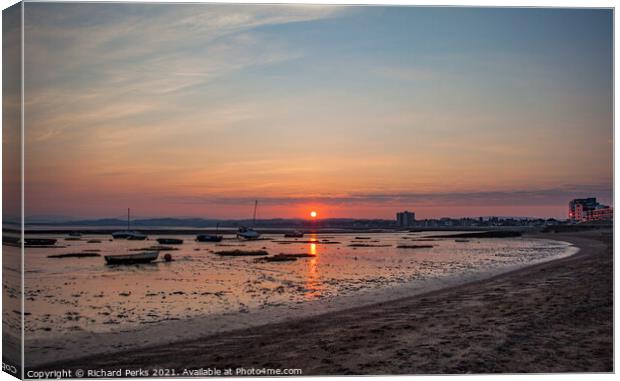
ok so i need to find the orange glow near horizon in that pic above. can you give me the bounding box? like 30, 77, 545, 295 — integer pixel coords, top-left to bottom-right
18, 6, 613, 222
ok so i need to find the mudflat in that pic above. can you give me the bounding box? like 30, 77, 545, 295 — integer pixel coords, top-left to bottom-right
35, 230, 612, 374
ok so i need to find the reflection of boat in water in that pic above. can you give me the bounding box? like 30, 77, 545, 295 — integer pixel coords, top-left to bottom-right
237, 201, 261, 240
25, 238, 58, 246
112, 208, 148, 240
156, 238, 183, 245
104, 251, 159, 265
196, 223, 223, 242
284, 230, 304, 238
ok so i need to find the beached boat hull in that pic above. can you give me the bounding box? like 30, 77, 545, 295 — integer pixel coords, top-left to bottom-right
196, 235, 223, 242
104, 251, 159, 265
127, 234, 148, 240
157, 238, 184, 244
2, 235, 20, 246
112, 231, 134, 239
24, 238, 58, 246
112, 231, 147, 240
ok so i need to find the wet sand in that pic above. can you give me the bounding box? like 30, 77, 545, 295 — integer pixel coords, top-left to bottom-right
33, 230, 612, 374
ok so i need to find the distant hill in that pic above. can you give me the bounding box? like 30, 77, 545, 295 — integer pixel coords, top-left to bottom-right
25, 217, 395, 229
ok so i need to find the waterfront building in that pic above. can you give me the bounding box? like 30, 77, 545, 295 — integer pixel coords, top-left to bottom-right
568, 198, 613, 222
589, 206, 614, 221
396, 211, 416, 227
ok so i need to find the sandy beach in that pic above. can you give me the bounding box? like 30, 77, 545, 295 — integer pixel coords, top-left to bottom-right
30, 229, 612, 374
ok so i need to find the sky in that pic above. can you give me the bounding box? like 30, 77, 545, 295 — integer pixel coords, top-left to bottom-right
2, 2, 22, 223
20, 4, 613, 220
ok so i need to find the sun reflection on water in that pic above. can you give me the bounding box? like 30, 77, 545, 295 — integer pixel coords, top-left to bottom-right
304, 236, 323, 299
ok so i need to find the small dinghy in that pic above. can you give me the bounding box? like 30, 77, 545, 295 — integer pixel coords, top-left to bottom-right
126, 233, 148, 240
24, 238, 57, 246
157, 238, 184, 245
2, 235, 20, 246
196, 222, 223, 242
112, 208, 147, 240
104, 251, 159, 265
113, 231, 147, 240
196, 234, 223, 242
284, 231, 304, 238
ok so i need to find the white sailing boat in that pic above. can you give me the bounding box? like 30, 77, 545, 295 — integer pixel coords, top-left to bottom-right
237, 200, 261, 240
111, 208, 147, 240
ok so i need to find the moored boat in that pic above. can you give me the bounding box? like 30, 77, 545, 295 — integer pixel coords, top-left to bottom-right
237, 201, 261, 240
24, 238, 57, 246
112, 208, 148, 240
2, 235, 20, 246
284, 230, 304, 238
196, 222, 223, 242
196, 234, 223, 242
157, 238, 184, 245
126, 233, 147, 240
112, 231, 137, 239
104, 251, 159, 265
237, 226, 260, 240
113, 231, 147, 240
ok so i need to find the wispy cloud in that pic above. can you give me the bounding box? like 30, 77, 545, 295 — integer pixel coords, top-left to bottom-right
166, 184, 614, 207
24, 4, 343, 144
20, 5, 612, 220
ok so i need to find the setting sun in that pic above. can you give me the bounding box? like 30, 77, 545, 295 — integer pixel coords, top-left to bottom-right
310, 211, 318, 218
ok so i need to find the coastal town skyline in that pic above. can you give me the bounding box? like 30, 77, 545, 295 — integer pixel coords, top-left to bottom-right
19, 4, 612, 220
24, 195, 612, 224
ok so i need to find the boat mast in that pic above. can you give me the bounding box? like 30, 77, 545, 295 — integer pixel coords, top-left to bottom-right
252, 200, 257, 228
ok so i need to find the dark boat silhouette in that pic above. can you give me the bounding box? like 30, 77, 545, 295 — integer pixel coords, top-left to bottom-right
104, 251, 159, 265
112, 208, 148, 240
196, 234, 223, 242
196, 222, 223, 242
24, 238, 57, 246
156, 238, 184, 244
